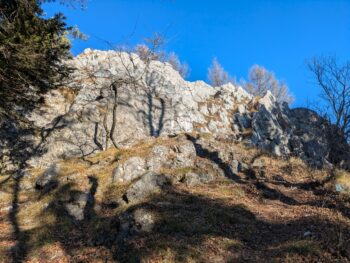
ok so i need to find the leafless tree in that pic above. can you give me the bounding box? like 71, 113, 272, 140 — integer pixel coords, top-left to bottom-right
308, 56, 350, 140
166, 52, 190, 78
207, 57, 230, 87
91, 33, 169, 148
135, 46, 190, 79
243, 65, 294, 104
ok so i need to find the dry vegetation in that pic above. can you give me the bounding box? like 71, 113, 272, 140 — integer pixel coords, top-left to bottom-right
0, 136, 350, 262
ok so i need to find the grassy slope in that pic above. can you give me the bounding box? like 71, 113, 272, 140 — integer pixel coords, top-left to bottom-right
0, 136, 350, 262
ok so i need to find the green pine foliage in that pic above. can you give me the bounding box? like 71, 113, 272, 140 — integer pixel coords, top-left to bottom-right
0, 0, 72, 124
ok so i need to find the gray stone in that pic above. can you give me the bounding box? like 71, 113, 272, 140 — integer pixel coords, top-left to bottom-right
6, 48, 348, 172
146, 145, 169, 171
183, 172, 215, 186
272, 174, 285, 182
172, 141, 197, 168
231, 159, 241, 174
133, 208, 155, 233
35, 164, 60, 190
112, 156, 146, 183
64, 191, 93, 221
123, 172, 168, 203
252, 158, 265, 169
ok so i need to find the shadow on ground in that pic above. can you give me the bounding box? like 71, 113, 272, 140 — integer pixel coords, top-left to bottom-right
11, 175, 350, 263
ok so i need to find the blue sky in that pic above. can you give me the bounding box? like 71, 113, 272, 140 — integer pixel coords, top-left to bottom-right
43, 0, 350, 107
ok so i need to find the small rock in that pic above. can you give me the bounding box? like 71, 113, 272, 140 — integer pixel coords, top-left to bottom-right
133, 208, 155, 233
112, 156, 146, 183
171, 141, 197, 168
64, 191, 93, 221
239, 162, 250, 172
183, 172, 215, 186
272, 174, 285, 182
252, 158, 265, 169
146, 145, 169, 171
123, 172, 168, 203
303, 231, 312, 237
35, 164, 60, 190
231, 160, 241, 174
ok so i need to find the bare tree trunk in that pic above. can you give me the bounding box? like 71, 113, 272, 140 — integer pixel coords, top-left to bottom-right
102, 110, 110, 149
93, 122, 103, 151
110, 83, 119, 149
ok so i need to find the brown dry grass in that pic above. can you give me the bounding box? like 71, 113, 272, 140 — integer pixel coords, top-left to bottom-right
0, 136, 349, 262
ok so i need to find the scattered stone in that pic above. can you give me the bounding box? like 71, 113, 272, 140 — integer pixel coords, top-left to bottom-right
112, 156, 146, 183
231, 160, 241, 174
133, 208, 155, 233
272, 175, 285, 182
171, 141, 197, 168
64, 191, 93, 221
35, 164, 60, 190
146, 145, 169, 171
183, 172, 215, 186
303, 231, 312, 237
239, 162, 250, 173
123, 172, 168, 203
252, 158, 265, 169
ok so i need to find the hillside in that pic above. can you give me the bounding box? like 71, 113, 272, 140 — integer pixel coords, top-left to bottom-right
0, 50, 350, 262
0, 134, 350, 262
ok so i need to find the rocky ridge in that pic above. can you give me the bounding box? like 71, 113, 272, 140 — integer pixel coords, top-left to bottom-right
0, 48, 349, 173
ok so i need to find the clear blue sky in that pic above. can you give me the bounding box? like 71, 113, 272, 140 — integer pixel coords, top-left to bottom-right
43, 0, 350, 107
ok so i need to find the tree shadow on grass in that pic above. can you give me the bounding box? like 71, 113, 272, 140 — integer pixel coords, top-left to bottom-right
19, 179, 350, 262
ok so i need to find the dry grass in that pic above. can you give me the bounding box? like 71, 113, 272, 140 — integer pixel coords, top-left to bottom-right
0, 136, 350, 262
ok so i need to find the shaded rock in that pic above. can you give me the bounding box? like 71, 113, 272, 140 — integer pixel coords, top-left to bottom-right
272, 174, 285, 182
183, 172, 215, 186
252, 158, 265, 169
123, 172, 168, 203
239, 162, 250, 173
231, 159, 241, 174
35, 164, 60, 190
112, 156, 146, 183
115, 207, 156, 244
64, 191, 93, 221
133, 208, 155, 233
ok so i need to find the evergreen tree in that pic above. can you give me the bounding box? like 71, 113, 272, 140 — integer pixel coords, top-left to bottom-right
0, 0, 72, 124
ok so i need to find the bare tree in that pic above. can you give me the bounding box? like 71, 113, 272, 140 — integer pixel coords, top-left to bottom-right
135, 44, 165, 63
135, 46, 190, 79
104, 34, 169, 147
166, 52, 190, 78
207, 57, 229, 87
244, 65, 294, 104
308, 56, 350, 140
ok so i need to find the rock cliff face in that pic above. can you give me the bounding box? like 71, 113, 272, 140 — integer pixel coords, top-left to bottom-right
1, 48, 349, 171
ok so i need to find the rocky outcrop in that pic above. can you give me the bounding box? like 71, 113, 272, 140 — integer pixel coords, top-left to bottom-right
233, 91, 350, 168
1, 49, 348, 172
